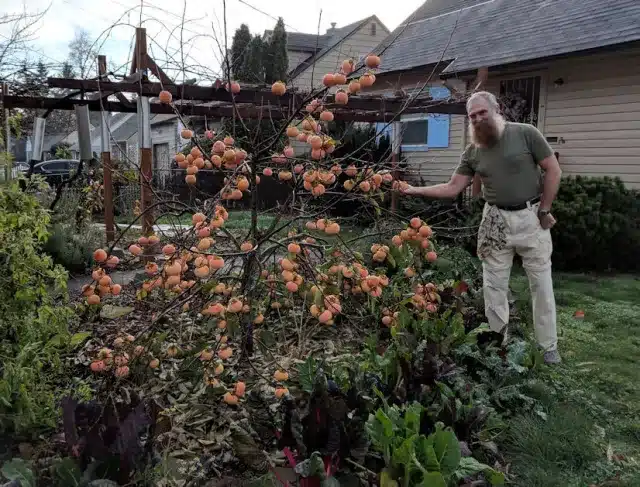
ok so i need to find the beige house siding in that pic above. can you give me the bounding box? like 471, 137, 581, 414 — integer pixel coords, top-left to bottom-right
461, 46, 640, 188
544, 50, 640, 188
291, 19, 389, 92
288, 51, 311, 73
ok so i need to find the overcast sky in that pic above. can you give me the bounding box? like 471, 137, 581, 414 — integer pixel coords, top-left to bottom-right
2, 0, 424, 80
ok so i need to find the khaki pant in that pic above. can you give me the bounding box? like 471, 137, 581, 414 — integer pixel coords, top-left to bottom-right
480, 202, 558, 351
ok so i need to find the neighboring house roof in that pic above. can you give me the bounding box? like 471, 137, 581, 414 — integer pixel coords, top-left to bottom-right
67, 113, 178, 151
375, 0, 640, 75
264, 31, 331, 53
289, 15, 389, 79
43, 134, 68, 150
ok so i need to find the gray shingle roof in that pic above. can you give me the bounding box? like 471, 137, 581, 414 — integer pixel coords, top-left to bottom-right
375, 0, 640, 75
264, 31, 331, 52
289, 15, 389, 79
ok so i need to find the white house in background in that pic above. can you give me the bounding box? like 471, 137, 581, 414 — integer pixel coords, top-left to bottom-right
264, 15, 390, 92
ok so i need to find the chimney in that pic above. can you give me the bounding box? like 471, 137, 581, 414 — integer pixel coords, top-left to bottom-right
327, 22, 337, 34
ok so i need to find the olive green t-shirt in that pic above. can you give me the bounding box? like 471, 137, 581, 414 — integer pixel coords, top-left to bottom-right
455, 122, 554, 206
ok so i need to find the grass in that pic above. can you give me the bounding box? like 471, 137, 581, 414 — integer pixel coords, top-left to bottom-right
501, 269, 640, 486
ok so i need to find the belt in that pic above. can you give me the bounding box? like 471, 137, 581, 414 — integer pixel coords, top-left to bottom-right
493, 195, 541, 211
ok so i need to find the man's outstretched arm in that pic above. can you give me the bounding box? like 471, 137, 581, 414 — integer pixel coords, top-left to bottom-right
401, 173, 473, 200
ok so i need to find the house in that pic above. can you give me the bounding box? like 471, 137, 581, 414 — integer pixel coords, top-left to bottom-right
265, 15, 390, 91
63, 112, 219, 185
366, 0, 640, 188
67, 112, 180, 169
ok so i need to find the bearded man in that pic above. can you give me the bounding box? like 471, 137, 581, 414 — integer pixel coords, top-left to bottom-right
400, 91, 563, 364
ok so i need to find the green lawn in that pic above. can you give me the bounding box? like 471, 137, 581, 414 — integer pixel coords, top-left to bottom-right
502, 271, 640, 486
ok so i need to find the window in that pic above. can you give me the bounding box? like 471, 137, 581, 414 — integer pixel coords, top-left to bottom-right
399, 86, 452, 151
499, 76, 541, 126
402, 120, 429, 145
370, 22, 377, 36
45, 161, 68, 172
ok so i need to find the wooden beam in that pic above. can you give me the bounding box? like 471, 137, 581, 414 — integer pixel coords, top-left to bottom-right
135, 28, 155, 241
140, 148, 153, 235
46, 78, 467, 114
4, 95, 468, 119
144, 53, 173, 85
98, 55, 115, 243
1, 83, 10, 182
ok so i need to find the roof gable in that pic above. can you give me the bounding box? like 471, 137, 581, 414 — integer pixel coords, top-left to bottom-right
289, 15, 390, 79
375, 0, 640, 75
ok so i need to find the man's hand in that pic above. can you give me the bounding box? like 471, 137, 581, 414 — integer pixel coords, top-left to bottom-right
393, 181, 413, 195
539, 212, 556, 229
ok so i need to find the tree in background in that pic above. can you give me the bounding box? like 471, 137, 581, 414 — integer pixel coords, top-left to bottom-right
0, 7, 48, 82
265, 17, 288, 84
230, 24, 252, 81
241, 35, 265, 83
61, 61, 75, 79
36, 60, 49, 96
67, 28, 97, 79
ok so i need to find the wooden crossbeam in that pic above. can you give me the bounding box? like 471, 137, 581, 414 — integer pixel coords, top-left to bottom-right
46, 78, 467, 114
4, 95, 468, 120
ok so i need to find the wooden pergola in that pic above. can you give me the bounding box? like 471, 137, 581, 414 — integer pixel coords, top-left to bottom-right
0, 27, 467, 241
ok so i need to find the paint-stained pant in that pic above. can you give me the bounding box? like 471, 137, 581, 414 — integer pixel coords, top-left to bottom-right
480, 202, 558, 351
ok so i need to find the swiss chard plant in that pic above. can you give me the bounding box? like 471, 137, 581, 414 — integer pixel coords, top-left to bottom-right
366, 401, 504, 487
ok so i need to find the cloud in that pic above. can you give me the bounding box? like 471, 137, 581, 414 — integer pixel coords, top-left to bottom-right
2, 0, 425, 78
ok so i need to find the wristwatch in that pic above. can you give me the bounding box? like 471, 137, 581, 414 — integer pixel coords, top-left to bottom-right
538, 208, 550, 219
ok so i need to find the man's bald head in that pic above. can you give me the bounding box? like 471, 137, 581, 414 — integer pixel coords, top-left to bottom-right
466, 91, 505, 147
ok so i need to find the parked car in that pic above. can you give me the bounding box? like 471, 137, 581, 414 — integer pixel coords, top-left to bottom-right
31, 159, 80, 185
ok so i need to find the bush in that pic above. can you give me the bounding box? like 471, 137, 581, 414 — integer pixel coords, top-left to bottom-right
551, 176, 640, 272
0, 180, 76, 435
44, 223, 103, 274
428, 244, 482, 284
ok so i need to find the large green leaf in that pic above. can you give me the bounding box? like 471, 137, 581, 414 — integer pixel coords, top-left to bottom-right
296, 356, 317, 394
99, 305, 134, 319
415, 435, 439, 472
1, 459, 35, 487
431, 427, 461, 475
403, 402, 423, 436
294, 452, 325, 478
416, 471, 447, 487
53, 457, 82, 486
70, 331, 92, 347
455, 457, 505, 485
379, 469, 398, 487
391, 435, 416, 469
366, 409, 393, 452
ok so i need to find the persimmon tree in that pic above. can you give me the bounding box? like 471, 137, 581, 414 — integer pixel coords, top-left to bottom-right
82, 50, 446, 391
67, 46, 511, 486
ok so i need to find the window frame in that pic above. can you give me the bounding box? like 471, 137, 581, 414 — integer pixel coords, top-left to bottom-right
494, 69, 548, 132
399, 86, 452, 152
399, 113, 430, 151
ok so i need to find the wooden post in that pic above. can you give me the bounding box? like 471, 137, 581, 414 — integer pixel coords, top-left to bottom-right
1, 83, 10, 181
390, 121, 401, 212
135, 28, 154, 236
98, 55, 115, 243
